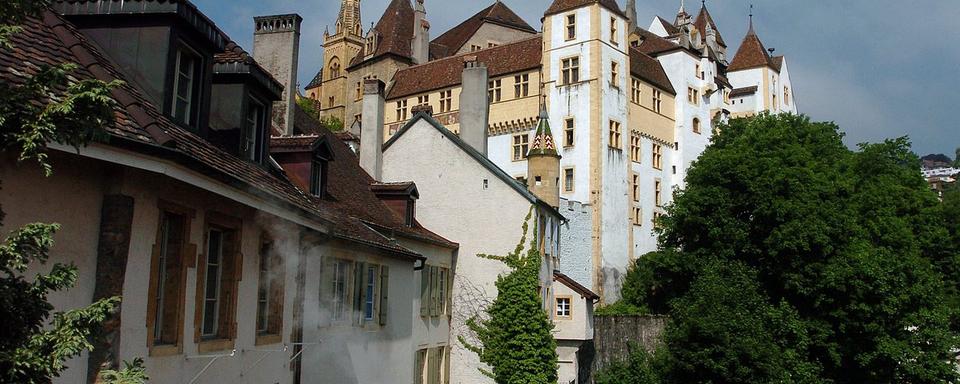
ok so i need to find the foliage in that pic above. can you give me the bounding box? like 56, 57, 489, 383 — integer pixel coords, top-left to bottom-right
955, 147, 960, 168
319, 115, 345, 133
1, 3, 122, 382
620, 113, 960, 383
295, 96, 319, 120
98, 358, 148, 384
460, 207, 558, 384
594, 345, 661, 384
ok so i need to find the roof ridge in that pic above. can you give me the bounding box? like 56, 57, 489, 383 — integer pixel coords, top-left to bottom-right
410, 34, 542, 70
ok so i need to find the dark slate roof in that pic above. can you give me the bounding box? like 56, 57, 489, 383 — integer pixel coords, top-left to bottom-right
388, 35, 542, 99
382, 112, 565, 221
729, 86, 758, 98
214, 42, 284, 99
629, 47, 676, 95
554, 271, 599, 301
348, 0, 415, 68
693, 5, 726, 47
728, 26, 775, 72
545, 0, 625, 18
430, 1, 536, 59
281, 108, 458, 250
305, 69, 323, 90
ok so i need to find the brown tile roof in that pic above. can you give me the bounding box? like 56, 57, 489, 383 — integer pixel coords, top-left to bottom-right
388, 35, 543, 100
430, 1, 536, 59
214, 41, 284, 98
628, 47, 676, 95
270, 135, 321, 152
771, 55, 784, 72
287, 109, 457, 249
545, 0, 625, 18
554, 271, 599, 301
655, 16, 680, 35
728, 28, 774, 72
634, 27, 683, 56
729, 86, 758, 98
693, 5, 726, 47
348, 0, 415, 68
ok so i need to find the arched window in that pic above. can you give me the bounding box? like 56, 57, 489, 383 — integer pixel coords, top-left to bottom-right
692, 118, 701, 134
329, 57, 341, 79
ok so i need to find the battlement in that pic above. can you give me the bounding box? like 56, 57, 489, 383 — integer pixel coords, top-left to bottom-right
254, 14, 303, 34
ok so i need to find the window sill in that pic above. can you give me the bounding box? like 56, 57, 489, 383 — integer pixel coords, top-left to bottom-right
149, 344, 182, 357
198, 338, 235, 353
512, 158, 528, 163
555, 316, 573, 321
255, 333, 283, 346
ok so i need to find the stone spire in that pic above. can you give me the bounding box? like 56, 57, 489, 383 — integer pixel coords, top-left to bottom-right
336, 0, 362, 37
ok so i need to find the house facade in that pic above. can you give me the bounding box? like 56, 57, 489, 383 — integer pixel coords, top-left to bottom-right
311, 0, 799, 301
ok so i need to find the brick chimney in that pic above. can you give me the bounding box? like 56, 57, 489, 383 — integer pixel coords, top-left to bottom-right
360, 79, 386, 180
253, 14, 302, 136
459, 57, 489, 156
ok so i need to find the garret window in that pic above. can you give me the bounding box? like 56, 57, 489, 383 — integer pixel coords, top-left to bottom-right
565, 14, 576, 40
310, 137, 335, 198
195, 213, 243, 352
171, 44, 204, 129
242, 97, 266, 162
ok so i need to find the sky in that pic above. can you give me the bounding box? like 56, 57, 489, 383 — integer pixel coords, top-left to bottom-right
192, 0, 960, 156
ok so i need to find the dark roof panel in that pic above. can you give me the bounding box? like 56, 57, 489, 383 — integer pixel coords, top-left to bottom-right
349, 0, 415, 68
629, 47, 676, 95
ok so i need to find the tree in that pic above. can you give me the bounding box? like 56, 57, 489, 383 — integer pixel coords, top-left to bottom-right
621, 113, 960, 383
594, 345, 661, 384
955, 147, 960, 168
1, 2, 123, 382
460, 207, 559, 384
98, 358, 148, 384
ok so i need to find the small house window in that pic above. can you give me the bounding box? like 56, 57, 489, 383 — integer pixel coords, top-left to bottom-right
610, 62, 619, 88
630, 134, 641, 163
556, 297, 571, 318
512, 134, 529, 161
564, 118, 575, 147
608, 120, 622, 149
439, 90, 452, 112
692, 118, 701, 134
631, 79, 642, 104
564, 168, 574, 192
243, 98, 266, 162
514, 74, 530, 98
566, 14, 576, 40
610, 17, 618, 44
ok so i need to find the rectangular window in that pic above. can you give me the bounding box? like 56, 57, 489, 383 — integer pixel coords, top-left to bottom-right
310, 158, 328, 198
171, 45, 201, 128
610, 17, 618, 44
470, 44, 482, 52
564, 168, 574, 192
652, 143, 663, 170
608, 120, 622, 149
255, 238, 284, 342
610, 61, 619, 88
417, 94, 430, 107
356, 82, 362, 100
784, 87, 791, 105
631, 78, 642, 104
439, 90, 452, 112
653, 211, 663, 228
632, 173, 640, 202
556, 296, 571, 318
396, 100, 408, 121
415, 348, 428, 384
633, 206, 642, 226
688, 87, 700, 105
148, 207, 191, 352
364, 265, 376, 321
561, 57, 580, 85
243, 98, 265, 162
653, 90, 663, 113
512, 133, 529, 161
696, 63, 703, 80
421, 265, 450, 318
630, 134, 641, 163
566, 14, 576, 40
655, 179, 663, 207
331, 259, 350, 321
488, 42, 499, 48
196, 215, 242, 345
488, 79, 502, 102
564, 118, 575, 147
514, 74, 529, 98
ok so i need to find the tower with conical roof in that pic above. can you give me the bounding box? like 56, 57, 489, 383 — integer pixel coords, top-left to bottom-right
526, 106, 561, 208
319, 0, 365, 122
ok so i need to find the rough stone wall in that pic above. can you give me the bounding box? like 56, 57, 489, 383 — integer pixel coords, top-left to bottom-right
591, 315, 668, 379
558, 199, 595, 290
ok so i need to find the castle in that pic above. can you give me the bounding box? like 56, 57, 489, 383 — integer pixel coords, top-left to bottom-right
306, 0, 798, 301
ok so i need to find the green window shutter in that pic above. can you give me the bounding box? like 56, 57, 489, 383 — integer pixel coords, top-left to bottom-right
445, 268, 453, 316
420, 265, 430, 317
428, 347, 439, 384
379, 265, 389, 326
414, 349, 425, 384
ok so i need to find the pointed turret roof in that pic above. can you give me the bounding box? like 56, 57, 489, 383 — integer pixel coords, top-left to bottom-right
728, 22, 774, 72
693, 4, 726, 47
528, 107, 559, 157
545, 0, 625, 18
336, 0, 362, 35
430, 1, 535, 59
348, 0, 415, 68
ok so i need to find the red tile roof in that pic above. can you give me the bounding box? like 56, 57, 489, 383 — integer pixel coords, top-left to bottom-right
729, 86, 758, 98
430, 1, 536, 59
544, 0, 625, 18
771, 55, 784, 72
693, 5, 726, 47
348, 0, 415, 68
387, 35, 543, 100
728, 28, 774, 72
628, 47, 676, 95
655, 16, 680, 35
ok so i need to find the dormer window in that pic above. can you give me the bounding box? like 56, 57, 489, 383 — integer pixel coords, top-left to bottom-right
365, 34, 376, 54
310, 138, 335, 198
243, 97, 266, 162
171, 44, 203, 129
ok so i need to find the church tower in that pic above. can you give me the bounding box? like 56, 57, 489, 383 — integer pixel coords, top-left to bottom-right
527, 106, 561, 208
319, 0, 364, 123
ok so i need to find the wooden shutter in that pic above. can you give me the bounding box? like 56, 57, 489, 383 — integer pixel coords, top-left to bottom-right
428, 347, 440, 384
355, 261, 365, 324
414, 349, 425, 384
429, 266, 438, 316
146, 244, 162, 348
379, 265, 389, 326
445, 268, 453, 316
443, 346, 451, 384
420, 265, 430, 317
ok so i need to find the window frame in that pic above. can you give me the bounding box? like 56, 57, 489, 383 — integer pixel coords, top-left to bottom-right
563, 118, 575, 147
653, 90, 663, 113
512, 133, 530, 161
439, 90, 452, 112
610, 17, 618, 44
514, 74, 530, 98
561, 56, 580, 85
396, 100, 409, 121
555, 295, 573, 319
563, 167, 575, 193
631, 78, 642, 104
194, 212, 243, 353
170, 43, 204, 129
243, 96, 266, 163
652, 143, 663, 170
610, 61, 620, 88
608, 120, 622, 150
565, 14, 577, 41
488, 79, 502, 103
146, 201, 196, 357
630, 133, 641, 163
655, 179, 663, 207
255, 236, 284, 345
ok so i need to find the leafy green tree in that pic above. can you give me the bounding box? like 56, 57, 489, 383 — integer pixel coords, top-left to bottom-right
621, 113, 960, 383
594, 345, 661, 384
954, 147, 960, 168
1, 2, 123, 382
460, 207, 558, 384
295, 96, 319, 120
319, 115, 344, 132
98, 358, 148, 384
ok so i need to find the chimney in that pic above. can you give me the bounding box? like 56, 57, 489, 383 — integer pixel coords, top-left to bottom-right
411, 0, 430, 65
459, 57, 489, 156
253, 14, 302, 136
360, 79, 386, 180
